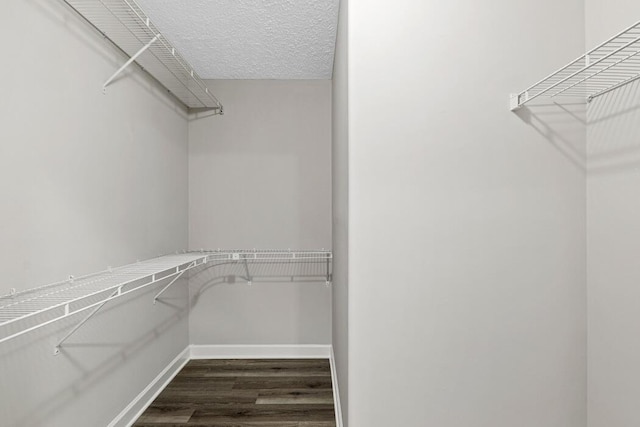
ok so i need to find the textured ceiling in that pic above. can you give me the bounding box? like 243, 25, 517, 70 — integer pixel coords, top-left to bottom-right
135, 0, 340, 79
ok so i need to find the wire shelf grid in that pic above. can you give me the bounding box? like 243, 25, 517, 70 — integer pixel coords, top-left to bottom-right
511, 20, 640, 110
201, 249, 333, 263
0, 254, 206, 339
63, 0, 222, 110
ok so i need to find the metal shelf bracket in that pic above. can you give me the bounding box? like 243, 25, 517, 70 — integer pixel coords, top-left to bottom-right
54, 287, 121, 355
326, 256, 332, 287
50, 257, 203, 355
104, 35, 159, 92
242, 258, 253, 286
153, 261, 196, 304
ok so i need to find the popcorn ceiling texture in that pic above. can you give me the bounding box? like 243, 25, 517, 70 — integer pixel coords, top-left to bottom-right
135, 0, 340, 79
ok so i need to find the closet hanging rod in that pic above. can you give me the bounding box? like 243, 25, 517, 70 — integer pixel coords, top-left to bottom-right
510, 19, 640, 110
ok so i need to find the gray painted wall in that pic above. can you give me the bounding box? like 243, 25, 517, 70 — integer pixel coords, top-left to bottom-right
586, 3, 640, 426
332, 0, 349, 424
188, 80, 332, 345
0, 0, 189, 425
347, 1, 586, 426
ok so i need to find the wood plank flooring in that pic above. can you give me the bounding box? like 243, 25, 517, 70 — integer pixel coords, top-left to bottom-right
133, 359, 336, 427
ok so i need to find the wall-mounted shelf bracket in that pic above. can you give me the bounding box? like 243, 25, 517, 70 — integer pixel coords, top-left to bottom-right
53, 257, 203, 355
54, 287, 122, 355
153, 261, 196, 304
510, 92, 527, 111
103, 34, 159, 92
242, 258, 253, 286
326, 256, 332, 287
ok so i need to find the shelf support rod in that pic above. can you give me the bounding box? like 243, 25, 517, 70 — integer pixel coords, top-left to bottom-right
153, 261, 196, 304
589, 73, 640, 101
243, 258, 252, 285
103, 35, 159, 90
326, 256, 332, 286
54, 287, 122, 355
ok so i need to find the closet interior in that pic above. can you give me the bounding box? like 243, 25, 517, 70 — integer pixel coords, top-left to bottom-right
3, 0, 640, 426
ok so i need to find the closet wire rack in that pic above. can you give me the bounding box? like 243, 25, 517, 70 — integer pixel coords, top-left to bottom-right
511, 19, 640, 110
0, 250, 332, 353
63, 0, 223, 111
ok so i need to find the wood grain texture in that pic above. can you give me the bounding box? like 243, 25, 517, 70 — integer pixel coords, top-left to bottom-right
133, 359, 336, 427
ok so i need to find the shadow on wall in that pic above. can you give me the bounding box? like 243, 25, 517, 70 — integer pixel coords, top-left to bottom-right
187, 260, 332, 346
513, 102, 587, 171
512, 80, 640, 174
586, 80, 640, 173
0, 281, 187, 427
189, 108, 221, 122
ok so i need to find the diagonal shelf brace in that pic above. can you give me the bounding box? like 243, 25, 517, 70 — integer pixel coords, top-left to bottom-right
589, 73, 640, 101
242, 257, 252, 285
53, 259, 202, 355
55, 287, 122, 355
103, 34, 159, 91
153, 261, 196, 304
326, 256, 332, 287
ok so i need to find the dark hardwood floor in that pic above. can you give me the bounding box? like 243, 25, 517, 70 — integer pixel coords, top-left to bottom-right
133, 359, 336, 427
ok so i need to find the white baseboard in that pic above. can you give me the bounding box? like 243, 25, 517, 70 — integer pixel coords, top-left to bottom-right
330, 347, 345, 427
108, 346, 190, 427
189, 344, 332, 359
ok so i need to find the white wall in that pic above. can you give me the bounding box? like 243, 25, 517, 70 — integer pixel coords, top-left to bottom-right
188, 80, 332, 345
347, 1, 586, 426
585, 3, 640, 427
0, 0, 189, 425
332, 0, 349, 423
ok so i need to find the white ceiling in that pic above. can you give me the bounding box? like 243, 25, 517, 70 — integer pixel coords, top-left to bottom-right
135, 0, 340, 80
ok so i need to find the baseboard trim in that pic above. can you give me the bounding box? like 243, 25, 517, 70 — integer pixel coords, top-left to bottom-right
329, 347, 344, 427
108, 346, 190, 427
189, 344, 332, 359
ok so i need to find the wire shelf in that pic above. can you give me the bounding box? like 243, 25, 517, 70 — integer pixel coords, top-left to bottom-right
0, 250, 332, 349
193, 249, 333, 288
63, 0, 222, 111
200, 249, 333, 263
0, 253, 207, 346
511, 20, 640, 110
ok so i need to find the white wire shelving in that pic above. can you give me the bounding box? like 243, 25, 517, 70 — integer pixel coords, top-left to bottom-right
0, 250, 332, 354
63, 0, 223, 112
510, 20, 640, 111
199, 249, 333, 286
